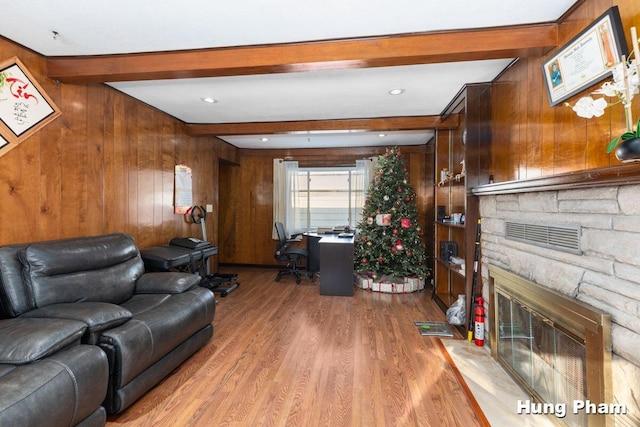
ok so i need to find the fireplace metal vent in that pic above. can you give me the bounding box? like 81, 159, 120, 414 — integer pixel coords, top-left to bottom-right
505, 221, 581, 254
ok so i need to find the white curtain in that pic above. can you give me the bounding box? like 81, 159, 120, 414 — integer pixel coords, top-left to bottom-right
272, 159, 300, 239
354, 157, 376, 225
284, 160, 301, 234
273, 159, 285, 239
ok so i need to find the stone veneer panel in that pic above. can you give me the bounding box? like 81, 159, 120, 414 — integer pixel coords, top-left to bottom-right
479, 184, 640, 425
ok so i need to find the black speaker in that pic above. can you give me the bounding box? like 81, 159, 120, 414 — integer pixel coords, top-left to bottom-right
437, 205, 446, 221
440, 241, 457, 261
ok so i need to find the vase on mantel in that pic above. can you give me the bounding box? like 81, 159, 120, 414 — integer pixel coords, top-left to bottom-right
615, 137, 640, 163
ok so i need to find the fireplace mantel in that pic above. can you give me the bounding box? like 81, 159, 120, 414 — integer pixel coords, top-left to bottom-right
472, 164, 640, 196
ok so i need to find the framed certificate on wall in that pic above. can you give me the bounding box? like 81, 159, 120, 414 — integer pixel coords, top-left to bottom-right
543, 7, 628, 106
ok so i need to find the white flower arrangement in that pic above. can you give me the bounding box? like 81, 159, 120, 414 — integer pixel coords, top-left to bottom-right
566, 27, 640, 153
570, 61, 638, 118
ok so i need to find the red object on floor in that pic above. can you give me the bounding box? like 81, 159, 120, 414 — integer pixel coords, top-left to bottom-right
474, 297, 485, 346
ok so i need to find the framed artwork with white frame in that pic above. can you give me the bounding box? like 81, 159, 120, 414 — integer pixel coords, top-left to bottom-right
0, 56, 61, 156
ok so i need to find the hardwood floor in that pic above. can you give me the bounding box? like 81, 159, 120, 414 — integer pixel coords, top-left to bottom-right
107, 267, 488, 426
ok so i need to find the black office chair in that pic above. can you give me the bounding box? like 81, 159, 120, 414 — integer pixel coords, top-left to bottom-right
274, 222, 308, 284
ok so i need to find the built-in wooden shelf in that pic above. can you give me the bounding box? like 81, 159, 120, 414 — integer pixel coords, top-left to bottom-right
436, 221, 465, 229
433, 83, 490, 338
436, 258, 465, 277
437, 174, 465, 187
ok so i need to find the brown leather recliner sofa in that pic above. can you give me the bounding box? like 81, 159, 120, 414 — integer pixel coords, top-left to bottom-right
0, 233, 216, 426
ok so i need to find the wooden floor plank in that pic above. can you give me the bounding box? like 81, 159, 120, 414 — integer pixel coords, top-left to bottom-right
106, 267, 485, 427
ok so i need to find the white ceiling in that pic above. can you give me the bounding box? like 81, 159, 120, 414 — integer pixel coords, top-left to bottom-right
0, 1, 579, 149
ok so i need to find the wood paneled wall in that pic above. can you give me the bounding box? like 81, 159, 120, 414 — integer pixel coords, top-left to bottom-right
218, 146, 431, 266
491, 0, 640, 183
9, 0, 635, 264
0, 37, 237, 261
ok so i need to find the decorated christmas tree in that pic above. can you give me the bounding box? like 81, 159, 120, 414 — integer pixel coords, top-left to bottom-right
354, 146, 430, 280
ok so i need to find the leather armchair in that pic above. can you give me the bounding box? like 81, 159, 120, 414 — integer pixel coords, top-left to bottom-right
0, 318, 109, 427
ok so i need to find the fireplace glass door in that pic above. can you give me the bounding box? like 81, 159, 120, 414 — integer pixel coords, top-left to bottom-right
496, 292, 587, 427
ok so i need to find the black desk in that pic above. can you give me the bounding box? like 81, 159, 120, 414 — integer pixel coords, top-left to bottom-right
306, 233, 354, 296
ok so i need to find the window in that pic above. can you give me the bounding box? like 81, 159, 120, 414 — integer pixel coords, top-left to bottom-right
293, 166, 364, 230
274, 158, 372, 237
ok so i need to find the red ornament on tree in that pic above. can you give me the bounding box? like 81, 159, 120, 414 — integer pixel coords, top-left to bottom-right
401, 218, 410, 228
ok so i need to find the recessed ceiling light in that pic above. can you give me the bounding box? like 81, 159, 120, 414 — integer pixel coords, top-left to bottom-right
260, 137, 269, 142
201, 97, 217, 104
378, 133, 387, 138
388, 89, 405, 95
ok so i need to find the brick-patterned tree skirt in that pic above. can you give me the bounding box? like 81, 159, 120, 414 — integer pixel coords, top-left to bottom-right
355, 273, 424, 293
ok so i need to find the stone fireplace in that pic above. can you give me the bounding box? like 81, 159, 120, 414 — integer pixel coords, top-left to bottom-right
476, 181, 640, 426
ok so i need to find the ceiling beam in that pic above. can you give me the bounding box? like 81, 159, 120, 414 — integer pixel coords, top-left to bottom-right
47, 24, 557, 83
186, 116, 457, 136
